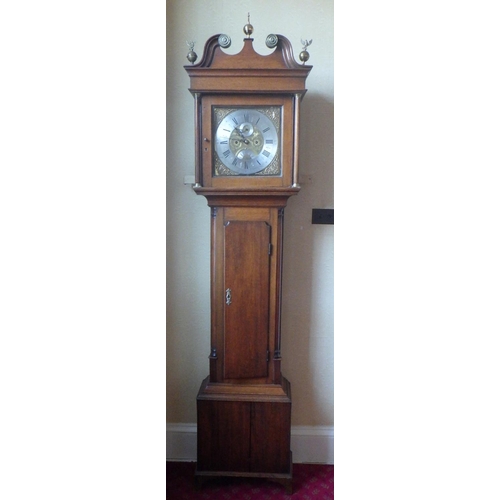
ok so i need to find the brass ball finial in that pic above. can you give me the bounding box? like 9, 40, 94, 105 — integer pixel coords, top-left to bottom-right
186, 41, 197, 64
299, 50, 310, 63
243, 12, 254, 38
299, 39, 313, 64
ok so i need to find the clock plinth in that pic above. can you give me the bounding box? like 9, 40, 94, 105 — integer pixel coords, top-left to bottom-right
195, 376, 293, 494
184, 27, 311, 494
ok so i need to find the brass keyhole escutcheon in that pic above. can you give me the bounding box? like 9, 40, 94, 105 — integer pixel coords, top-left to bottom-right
225, 288, 232, 306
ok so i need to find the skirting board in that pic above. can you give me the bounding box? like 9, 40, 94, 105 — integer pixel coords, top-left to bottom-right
166, 423, 334, 464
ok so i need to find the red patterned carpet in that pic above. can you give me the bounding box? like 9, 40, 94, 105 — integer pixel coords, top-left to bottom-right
166, 461, 334, 499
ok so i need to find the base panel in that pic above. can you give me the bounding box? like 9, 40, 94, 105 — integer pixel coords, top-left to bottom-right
196, 376, 293, 492
195, 455, 293, 495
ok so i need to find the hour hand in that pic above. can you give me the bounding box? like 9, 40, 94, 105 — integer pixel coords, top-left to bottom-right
234, 127, 250, 144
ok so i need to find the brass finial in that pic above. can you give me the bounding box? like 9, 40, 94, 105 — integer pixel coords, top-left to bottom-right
186, 41, 197, 64
299, 39, 312, 64
243, 13, 254, 38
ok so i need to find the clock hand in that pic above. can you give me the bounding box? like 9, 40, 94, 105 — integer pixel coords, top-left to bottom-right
234, 127, 250, 144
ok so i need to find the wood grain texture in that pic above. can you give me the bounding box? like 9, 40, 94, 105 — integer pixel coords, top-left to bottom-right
185, 35, 310, 191
185, 36, 311, 93
197, 377, 292, 477
207, 204, 287, 386
197, 375, 291, 401
199, 94, 295, 190
251, 401, 291, 473
197, 399, 251, 472
224, 220, 270, 379
187, 27, 312, 485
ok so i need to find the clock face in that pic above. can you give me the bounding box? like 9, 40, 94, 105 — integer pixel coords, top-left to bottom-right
213, 107, 281, 176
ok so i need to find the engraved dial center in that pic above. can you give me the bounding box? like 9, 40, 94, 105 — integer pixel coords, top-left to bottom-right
230, 123, 264, 159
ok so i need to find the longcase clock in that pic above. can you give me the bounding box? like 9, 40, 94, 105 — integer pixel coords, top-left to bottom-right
184, 21, 312, 494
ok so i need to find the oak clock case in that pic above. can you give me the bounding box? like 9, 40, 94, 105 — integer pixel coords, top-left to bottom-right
184, 26, 311, 494
200, 94, 294, 188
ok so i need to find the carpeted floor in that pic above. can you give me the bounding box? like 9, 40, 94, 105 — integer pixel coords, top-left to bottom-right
166, 461, 334, 499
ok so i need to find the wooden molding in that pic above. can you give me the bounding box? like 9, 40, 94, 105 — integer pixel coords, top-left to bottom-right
193, 187, 300, 208
185, 35, 312, 94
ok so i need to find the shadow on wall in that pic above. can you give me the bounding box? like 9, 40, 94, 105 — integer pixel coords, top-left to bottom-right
300, 93, 334, 205
282, 93, 334, 425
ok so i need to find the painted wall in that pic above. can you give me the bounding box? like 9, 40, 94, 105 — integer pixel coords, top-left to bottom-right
166, 0, 334, 427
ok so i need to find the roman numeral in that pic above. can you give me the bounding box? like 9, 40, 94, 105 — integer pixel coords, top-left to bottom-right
223, 150, 230, 158
265, 139, 273, 144
262, 127, 270, 133
232, 158, 238, 166
262, 150, 271, 157
244, 161, 248, 169
232, 117, 238, 125
243, 112, 249, 122
220, 140, 228, 144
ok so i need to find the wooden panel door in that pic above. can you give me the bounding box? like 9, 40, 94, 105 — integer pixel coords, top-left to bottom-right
197, 400, 251, 472
250, 402, 291, 473
223, 220, 271, 380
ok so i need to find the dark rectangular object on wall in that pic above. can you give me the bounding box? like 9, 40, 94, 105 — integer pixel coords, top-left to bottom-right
312, 209, 334, 224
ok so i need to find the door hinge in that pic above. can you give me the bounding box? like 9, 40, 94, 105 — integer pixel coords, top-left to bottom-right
268, 243, 272, 255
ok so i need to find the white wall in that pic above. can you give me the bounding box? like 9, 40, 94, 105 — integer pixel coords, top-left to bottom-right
166, 0, 334, 428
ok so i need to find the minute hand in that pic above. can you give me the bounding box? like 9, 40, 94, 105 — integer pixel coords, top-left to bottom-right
234, 127, 250, 144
